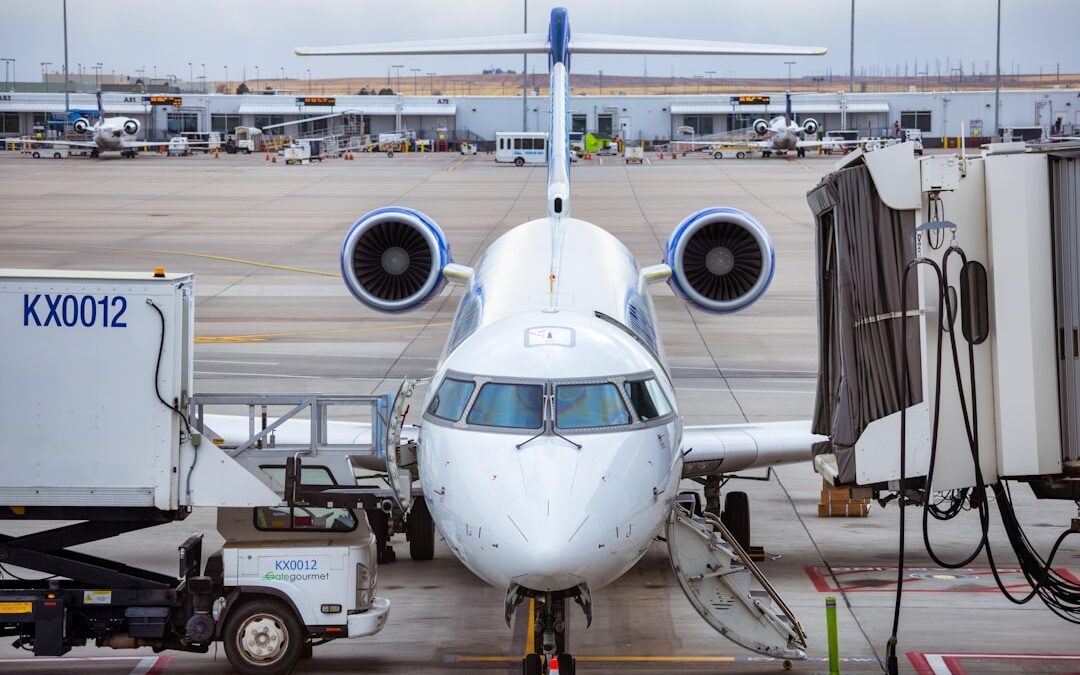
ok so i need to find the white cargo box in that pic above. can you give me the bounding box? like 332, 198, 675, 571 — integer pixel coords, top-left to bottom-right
0, 269, 194, 510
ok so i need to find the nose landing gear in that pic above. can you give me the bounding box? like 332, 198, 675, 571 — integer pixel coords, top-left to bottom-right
508, 584, 589, 675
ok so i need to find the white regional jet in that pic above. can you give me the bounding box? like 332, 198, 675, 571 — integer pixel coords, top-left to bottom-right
290, 8, 827, 674
747, 91, 821, 157
6, 91, 149, 158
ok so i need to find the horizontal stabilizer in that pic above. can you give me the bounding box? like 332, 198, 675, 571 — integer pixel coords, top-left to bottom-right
570, 33, 826, 56
296, 34, 551, 56
297, 34, 825, 58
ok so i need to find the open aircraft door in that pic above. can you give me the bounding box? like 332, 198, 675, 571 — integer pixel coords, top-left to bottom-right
666, 505, 807, 662
383, 378, 423, 512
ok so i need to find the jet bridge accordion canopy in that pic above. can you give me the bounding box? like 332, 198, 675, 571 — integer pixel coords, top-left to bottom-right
806, 164, 921, 484
1049, 151, 1080, 467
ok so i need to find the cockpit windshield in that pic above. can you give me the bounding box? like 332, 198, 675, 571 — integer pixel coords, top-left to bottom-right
424, 372, 673, 433
466, 382, 544, 429
555, 383, 630, 429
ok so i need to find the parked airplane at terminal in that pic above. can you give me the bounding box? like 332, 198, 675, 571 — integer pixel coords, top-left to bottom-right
294, 8, 827, 674
6, 91, 151, 158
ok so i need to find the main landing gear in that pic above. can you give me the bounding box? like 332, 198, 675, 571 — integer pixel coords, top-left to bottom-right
507, 583, 591, 675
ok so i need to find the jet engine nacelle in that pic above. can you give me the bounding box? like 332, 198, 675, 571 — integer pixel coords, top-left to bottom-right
665, 207, 775, 314
802, 118, 819, 136
340, 207, 451, 313
72, 118, 90, 134
122, 119, 139, 136
752, 119, 769, 136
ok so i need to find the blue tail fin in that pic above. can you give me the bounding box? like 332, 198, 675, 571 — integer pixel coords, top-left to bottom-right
96, 90, 104, 117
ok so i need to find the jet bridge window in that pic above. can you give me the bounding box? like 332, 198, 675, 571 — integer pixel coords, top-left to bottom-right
624, 378, 672, 421
466, 382, 544, 429
427, 377, 475, 422
555, 383, 631, 429
255, 467, 358, 532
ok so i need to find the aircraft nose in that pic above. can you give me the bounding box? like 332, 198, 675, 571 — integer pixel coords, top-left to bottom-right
505, 495, 598, 591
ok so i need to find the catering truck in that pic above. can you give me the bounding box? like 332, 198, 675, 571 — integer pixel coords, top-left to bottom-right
0, 269, 420, 674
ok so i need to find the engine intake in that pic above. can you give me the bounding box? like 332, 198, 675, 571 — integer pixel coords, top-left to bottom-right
802, 118, 819, 136
665, 207, 775, 314
123, 119, 139, 136
340, 207, 451, 312
752, 118, 769, 136
72, 118, 90, 134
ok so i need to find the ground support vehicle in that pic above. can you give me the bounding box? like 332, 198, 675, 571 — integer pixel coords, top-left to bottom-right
0, 270, 403, 675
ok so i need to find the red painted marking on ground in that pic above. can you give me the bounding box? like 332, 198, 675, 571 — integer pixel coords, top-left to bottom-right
909, 652, 1080, 675
806, 565, 1080, 593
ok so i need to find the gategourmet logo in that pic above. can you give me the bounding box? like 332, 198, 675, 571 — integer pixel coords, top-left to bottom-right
262, 571, 330, 583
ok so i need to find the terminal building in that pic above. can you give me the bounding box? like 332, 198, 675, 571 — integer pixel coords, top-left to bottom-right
0, 87, 1076, 147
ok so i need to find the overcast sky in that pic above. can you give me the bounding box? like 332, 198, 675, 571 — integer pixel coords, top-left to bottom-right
3, 0, 1078, 85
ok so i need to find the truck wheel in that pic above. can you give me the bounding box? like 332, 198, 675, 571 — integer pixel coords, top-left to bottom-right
53, 152, 62, 159
223, 599, 303, 675
736, 151, 746, 159
721, 491, 751, 553
387, 150, 394, 158
408, 498, 436, 561
514, 156, 525, 167
713, 151, 722, 160
32, 151, 40, 158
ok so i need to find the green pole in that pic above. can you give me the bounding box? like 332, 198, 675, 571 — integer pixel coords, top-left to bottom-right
826, 595, 840, 675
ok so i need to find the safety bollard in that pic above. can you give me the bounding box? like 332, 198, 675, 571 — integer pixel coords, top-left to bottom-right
826, 596, 840, 675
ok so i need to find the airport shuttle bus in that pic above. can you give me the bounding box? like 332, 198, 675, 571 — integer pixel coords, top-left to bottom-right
495, 131, 547, 166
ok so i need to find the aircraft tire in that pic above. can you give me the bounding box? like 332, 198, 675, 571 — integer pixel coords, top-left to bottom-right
558, 654, 576, 675
408, 498, 436, 561
721, 491, 751, 552
522, 653, 543, 675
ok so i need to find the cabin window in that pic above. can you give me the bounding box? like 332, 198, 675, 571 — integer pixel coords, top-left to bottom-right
427, 377, 475, 422
624, 378, 672, 421
535, 138, 545, 150
467, 382, 544, 429
555, 383, 630, 429
513, 137, 522, 150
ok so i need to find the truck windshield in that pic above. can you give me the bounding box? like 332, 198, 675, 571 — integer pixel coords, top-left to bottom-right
555, 383, 630, 429
466, 382, 544, 429
427, 377, 475, 422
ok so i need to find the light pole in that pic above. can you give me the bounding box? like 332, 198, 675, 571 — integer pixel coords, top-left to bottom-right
305, 68, 311, 93
785, 61, 795, 91
411, 68, 420, 95
188, 62, 193, 91
224, 65, 229, 94
255, 66, 260, 91
94, 62, 101, 88
1, 59, 14, 92
693, 74, 704, 94
994, 0, 1002, 136
42, 62, 51, 93
279, 67, 285, 92
598, 69, 603, 95
705, 70, 716, 94
391, 65, 403, 93
522, 0, 528, 131
427, 72, 436, 95
136, 67, 146, 93
849, 0, 855, 93
201, 63, 206, 93
62, 0, 69, 116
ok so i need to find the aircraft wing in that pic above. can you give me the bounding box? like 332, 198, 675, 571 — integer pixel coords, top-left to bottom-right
3, 137, 98, 149
297, 34, 825, 57
680, 420, 824, 477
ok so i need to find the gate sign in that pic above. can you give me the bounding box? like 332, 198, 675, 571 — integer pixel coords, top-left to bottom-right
298, 97, 335, 106
731, 95, 770, 105
145, 96, 183, 106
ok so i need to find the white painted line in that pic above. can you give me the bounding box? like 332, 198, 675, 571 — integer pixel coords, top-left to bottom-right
195, 359, 279, 366
924, 654, 952, 675
679, 387, 814, 394
130, 656, 161, 675
195, 370, 370, 380
0, 656, 145, 663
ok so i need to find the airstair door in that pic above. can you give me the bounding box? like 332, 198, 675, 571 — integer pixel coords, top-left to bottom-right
384, 378, 420, 511
666, 505, 806, 661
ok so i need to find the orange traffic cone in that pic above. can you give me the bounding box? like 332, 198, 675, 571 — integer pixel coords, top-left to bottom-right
549, 656, 560, 675
264, 152, 269, 161
271, 154, 277, 163
658, 150, 664, 160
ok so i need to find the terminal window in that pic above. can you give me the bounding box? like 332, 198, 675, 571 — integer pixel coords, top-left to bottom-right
900, 110, 932, 132
167, 112, 198, 134
0, 113, 17, 134
211, 114, 241, 134
681, 114, 714, 136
